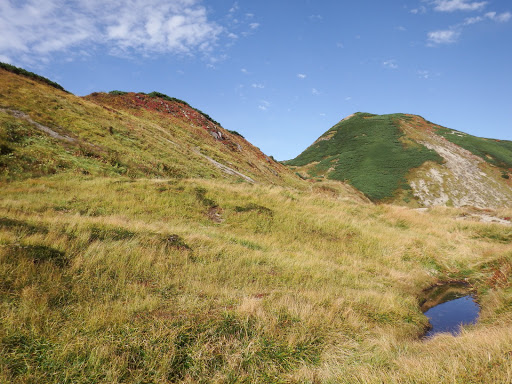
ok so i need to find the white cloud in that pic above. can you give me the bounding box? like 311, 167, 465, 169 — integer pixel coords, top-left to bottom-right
297, 73, 307, 79
229, 2, 239, 14
463, 16, 483, 25
258, 100, 270, 111
312, 88, 320, 95
251, 83, 264, 89
309, 14, 323, 21
427, 8, 510, 45
241, 68, 249, 74
249, 23, 260, 30
417, 70, 431, 79
383, 59, 398, 69
410, 6, 427, 14
463, 11, 512, 25
485, 11, 512, 22
396, 26, 407, 31
0, 0, 226, 62
432, 0, 487, 12
427, 29, 460, 44
345, 96, 352, 101
0, 54, 11, 63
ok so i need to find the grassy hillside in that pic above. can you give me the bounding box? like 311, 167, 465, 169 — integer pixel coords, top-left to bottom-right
0, 67, 294, 186
1, 175, 512, 383
0, 62, 68, 92
286, 113, 443, 201
2, 66, 512, 383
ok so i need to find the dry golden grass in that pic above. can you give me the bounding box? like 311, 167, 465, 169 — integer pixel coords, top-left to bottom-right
1, 174, 511, 383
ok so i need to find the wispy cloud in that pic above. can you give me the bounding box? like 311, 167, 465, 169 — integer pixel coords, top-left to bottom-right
427, 30, 460, 44
426, 4, 511, 45
297, 73, 307, 79
312, 88, 320, 95
258, 100, 270, 111
432, 0, 487, 12
484, 11, 512, 22
462, 11, 512, 25
0, 54, 11, 63
417, 70, 431, 79
249, 23, 260, 30
410, 6, 427, 14
251, 83, 264, 89
0, 0, 234, 63
229, 2, 239, 14
383, 59, 398, 69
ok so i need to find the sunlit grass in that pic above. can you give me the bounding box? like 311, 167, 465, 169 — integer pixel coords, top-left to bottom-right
1, 175, 511, 383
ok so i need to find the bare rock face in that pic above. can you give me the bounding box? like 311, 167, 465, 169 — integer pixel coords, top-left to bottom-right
400, 116, 512, 209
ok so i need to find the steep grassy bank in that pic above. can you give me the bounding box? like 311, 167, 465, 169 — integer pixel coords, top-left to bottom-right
1, 175, 511, 383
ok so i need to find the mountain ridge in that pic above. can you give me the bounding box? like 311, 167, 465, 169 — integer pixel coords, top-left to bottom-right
0, 66, 298, 187
287, 112, 512, 208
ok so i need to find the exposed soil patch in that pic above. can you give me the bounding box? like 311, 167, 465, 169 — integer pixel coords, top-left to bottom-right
458, 213, 512, 226
207, 206, 223, 223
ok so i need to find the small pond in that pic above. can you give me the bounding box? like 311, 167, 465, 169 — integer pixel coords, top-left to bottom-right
420, 282, 480, 339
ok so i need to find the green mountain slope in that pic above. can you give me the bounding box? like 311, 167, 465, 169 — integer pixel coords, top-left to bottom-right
287, 112, 512, 207
286, 113, 443, 200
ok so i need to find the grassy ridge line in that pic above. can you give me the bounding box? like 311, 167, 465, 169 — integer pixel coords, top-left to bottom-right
108, 90, 223, 128
0, 62, 68, 93
287, 113, 443, 201
0, 69, 292, 185
1, 176, 511, 383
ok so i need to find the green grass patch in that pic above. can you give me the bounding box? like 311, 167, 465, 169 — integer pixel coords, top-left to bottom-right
7, 244, 68, 267
473, 226, 512, 244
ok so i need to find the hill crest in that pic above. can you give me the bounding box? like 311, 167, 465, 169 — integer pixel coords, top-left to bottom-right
0, 66, 296, 186
287, 112, 512, 208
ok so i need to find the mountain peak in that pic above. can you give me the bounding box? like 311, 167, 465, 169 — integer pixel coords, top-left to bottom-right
287, 112, 512, 207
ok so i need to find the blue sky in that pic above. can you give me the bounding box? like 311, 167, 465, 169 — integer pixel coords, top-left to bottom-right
1, 0, 511, 160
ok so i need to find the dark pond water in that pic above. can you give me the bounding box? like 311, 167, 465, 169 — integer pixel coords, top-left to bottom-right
420, 283, 480, 339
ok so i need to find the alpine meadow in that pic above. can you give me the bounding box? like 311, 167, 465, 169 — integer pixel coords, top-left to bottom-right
1, 60, 512, 384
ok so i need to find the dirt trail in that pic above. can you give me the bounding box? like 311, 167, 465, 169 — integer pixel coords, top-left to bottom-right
1, 107, 76, 142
